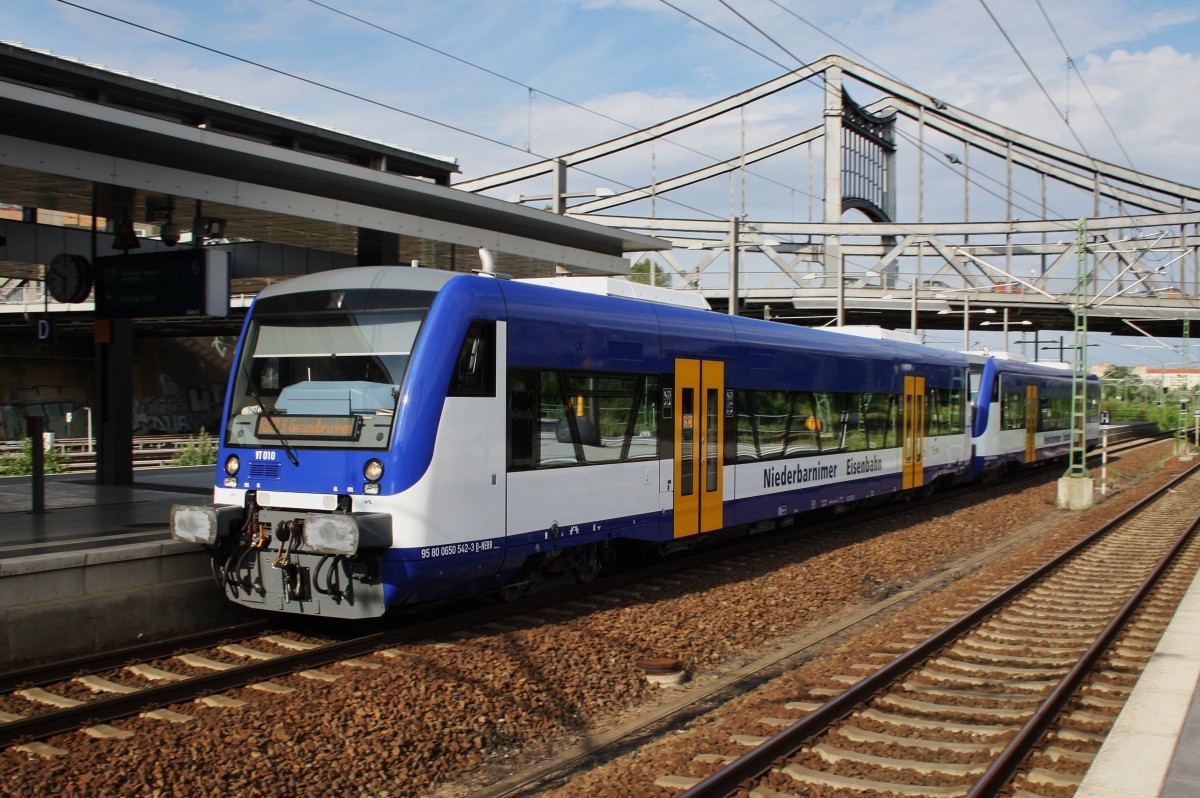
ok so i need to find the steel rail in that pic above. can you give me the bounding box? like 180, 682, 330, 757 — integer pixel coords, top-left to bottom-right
968, 498, 1200, 795
0, 496, 915, 747
0, 621, 272, 693
679, 457, 1200, 798
0, 582, 601, 745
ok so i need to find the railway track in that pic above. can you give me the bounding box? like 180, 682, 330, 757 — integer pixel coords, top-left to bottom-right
648, 459, 1200, 798
0, 588, 608, 752
0, 518, 896, 753
0, 436, 1183, 794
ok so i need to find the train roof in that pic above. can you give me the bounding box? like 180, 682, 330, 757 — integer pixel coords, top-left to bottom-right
250, 268, 970, 384
494, 273, 970, 391
821, 325, 925, 347
974, 355, 1077, 376
517, 276, 711, 310
254, 265, 460, 299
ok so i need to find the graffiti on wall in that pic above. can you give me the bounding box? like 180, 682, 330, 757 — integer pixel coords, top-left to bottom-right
2, 335, 232, 440
132, 374, 225, 434
133, 373, 189, 433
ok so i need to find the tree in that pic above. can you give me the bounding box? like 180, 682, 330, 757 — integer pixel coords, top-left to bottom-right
628, 257, 672, 288
1100, 366, 1136, 400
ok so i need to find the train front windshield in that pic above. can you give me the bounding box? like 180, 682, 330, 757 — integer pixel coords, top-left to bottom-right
224, 288, 435, 451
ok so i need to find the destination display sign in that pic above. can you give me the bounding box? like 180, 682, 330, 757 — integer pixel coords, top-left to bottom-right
256, 414, 361, 440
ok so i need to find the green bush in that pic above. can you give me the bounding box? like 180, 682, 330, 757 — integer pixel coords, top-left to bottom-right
1104, 398, 1192, 432
171, 427, 218, 466
0, 436, 68, 476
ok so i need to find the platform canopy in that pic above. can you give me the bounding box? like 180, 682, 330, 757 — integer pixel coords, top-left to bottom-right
0, 42, 667, 335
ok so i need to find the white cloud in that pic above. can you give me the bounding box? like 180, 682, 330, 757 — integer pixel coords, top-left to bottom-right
958, 45, 1200, 185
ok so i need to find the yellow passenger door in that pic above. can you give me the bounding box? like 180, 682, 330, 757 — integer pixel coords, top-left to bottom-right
1025, 384, 1038, 462
902, 375, 925, 490
673, 359, 725, 539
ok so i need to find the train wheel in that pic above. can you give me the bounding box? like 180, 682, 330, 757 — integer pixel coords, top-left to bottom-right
572, 543, 602, 584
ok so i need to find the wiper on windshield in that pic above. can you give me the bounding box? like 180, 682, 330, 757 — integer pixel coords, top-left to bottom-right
241, 360, 300, 466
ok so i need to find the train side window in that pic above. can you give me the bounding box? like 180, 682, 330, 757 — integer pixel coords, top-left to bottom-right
559, 373, 654, 464
864, 392, 898, 450
1000, 379, 1026, 431
508, 368, 537, 470
734, 390, 762, 461
810, 391, 846, 452
1041, 393, 1070, 431
542, 371, 580, 466
784, 392, 820, 456
514, 369, 661, 468
449, 322, 495, 397
842, 394, 871, 452
736, 389, 910, 460
748, 391, 790, 459
926, 385, 965, 436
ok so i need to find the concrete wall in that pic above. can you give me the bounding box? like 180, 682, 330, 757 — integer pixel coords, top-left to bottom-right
0, 540, 253, 670
1, 333, 234, 442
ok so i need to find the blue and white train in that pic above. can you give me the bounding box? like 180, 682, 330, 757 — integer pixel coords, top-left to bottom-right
968, 353, 1101, 479
170, 266, 1099, 618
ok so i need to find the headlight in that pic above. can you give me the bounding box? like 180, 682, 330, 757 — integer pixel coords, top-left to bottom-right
363, 459, 384, 482
171, 505, 219, 545
225, 454, 240, 476
302, 514, 359, 556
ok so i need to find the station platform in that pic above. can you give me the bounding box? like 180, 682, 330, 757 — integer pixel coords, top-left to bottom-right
0, 466, 212, 560
0, 468, 1198, 795
0, 466, 246, 668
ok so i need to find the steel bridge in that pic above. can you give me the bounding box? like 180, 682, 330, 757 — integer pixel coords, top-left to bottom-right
463, 54, 1200, 343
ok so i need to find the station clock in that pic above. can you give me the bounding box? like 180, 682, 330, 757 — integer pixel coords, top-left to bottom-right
46, 253, 93, 304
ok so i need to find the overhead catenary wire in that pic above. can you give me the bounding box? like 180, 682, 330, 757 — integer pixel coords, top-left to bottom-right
51, 0, 518, 156
304, 0, 840, 218
1033, 0, 1138, 171
656, 0, 798, 75
978, 0, 1160, 221
672, 0, 1157, 224
49, 0, 723, 220
975, 0, 1125, 186
764, 0, 901, 82
323, 0, 1070, 237
49, 0, 1168, 249
716, 0, 804, 73
52, 0, 1082, 234
305, 0, 822, 217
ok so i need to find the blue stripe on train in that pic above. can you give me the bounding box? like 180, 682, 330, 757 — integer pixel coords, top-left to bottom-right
377, 463, 955, 607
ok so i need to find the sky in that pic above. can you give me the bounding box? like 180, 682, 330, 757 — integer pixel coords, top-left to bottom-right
3, 0, 1200, 366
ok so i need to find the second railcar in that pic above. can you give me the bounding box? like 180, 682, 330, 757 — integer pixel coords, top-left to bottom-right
969, 354, 1101, 478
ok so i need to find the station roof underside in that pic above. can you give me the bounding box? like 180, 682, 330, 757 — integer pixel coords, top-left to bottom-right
0, 41, 666, 338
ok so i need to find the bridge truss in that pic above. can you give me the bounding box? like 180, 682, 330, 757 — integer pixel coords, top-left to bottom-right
462, 55, 1200, 343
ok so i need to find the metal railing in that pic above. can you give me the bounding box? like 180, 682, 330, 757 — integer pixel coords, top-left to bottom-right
0, 435, 211, 473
